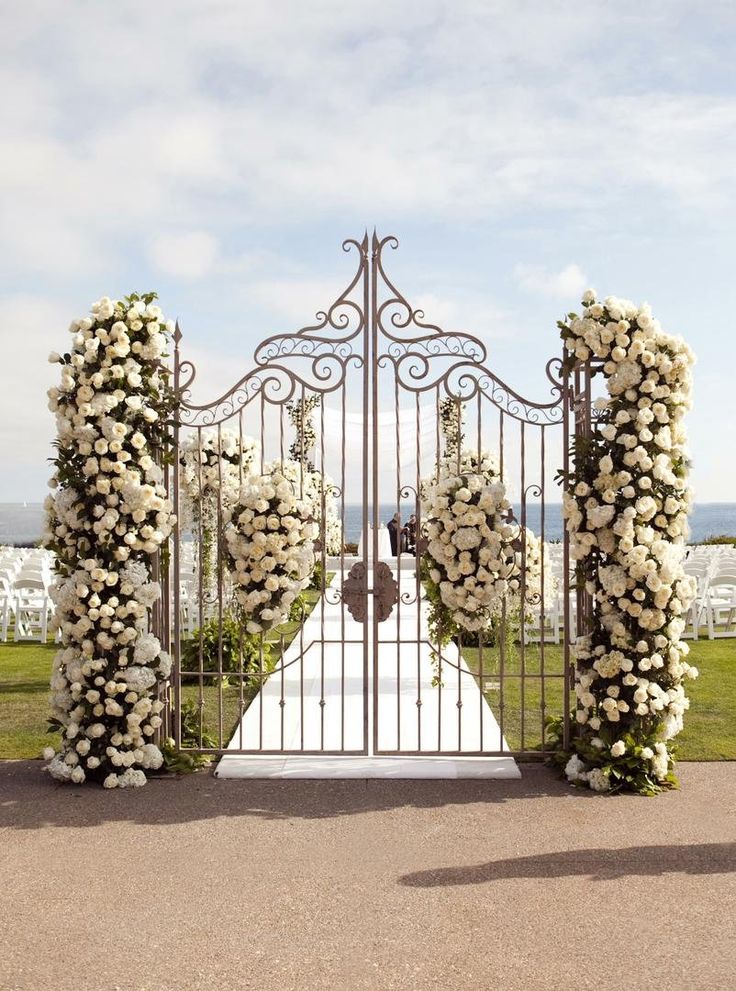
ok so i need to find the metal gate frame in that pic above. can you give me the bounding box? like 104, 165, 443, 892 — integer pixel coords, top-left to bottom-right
160, 231, 578, 758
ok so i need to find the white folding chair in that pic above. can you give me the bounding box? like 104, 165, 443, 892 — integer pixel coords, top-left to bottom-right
705, 572, 736, 640
12, 579, 51, 642
683, 565, 711, 640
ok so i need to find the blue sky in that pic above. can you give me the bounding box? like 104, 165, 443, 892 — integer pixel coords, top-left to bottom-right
1, 0, 734, 501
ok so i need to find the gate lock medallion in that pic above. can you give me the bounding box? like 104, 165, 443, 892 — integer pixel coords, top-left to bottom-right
343, 561, 400, 624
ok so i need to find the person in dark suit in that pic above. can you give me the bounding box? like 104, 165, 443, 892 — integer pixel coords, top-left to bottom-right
387, 513, 400, 555
406, 514, 417, 554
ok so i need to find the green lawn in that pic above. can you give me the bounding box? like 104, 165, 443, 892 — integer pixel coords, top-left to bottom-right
460, 637, 736, 758
1, 634, 734, 761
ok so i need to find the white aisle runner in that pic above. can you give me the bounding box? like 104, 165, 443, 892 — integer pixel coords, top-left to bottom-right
215, 568, 519, 779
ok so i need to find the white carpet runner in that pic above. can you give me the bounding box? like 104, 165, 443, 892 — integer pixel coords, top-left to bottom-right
215, 566, 519, 779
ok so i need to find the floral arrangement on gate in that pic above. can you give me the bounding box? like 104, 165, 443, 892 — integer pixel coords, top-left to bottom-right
439, 397, 464, 463
557, 289, 697, 795
287, 394, 343, 556
43, 293, 176, 788
287, 393, 321, 472
179, 429, 258, 599
224, 459, 319, 634
179, 428, 258, 519
420, 449, 543, 642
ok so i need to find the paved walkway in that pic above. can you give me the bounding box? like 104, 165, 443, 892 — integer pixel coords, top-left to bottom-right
0, 760, 734, 991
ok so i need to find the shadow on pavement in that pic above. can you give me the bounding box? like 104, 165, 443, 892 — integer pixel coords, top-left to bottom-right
0, 758, 602, 829
398, 842, 736, 885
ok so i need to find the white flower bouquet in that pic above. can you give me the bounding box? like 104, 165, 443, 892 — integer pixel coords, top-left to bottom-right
420, 452, 542, 642
224, 460, 319, 634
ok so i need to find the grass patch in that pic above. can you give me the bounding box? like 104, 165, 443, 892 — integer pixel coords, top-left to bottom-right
1, 628, 734, 760
0, 583, 328, 759
0, 641, 58, 759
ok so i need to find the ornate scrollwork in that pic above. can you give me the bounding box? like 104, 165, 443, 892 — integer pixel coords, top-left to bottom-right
174, 230, 567, 428
175, 235, 369, 427
372, 233, 565, 424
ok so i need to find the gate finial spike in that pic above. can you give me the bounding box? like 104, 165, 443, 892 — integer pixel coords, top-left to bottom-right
173, 320, 182, 344
371, 227, 379, 249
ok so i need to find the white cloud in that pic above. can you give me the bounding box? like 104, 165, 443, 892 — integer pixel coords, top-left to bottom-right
0, 3, 734, 501
148, 232, 219, 278
1, 3, 735, 283
411, 293, 510, 342
0, 294, 73, 500
514, 263, 588, 299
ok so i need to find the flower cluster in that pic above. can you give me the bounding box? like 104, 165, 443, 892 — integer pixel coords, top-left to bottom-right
179, 429, 258, 520
421, 452, 542, 640
303, 469, 343, 557
179, 429, 258, 599
43, 293, 176, 787
559, 289, 697, 794
439, 397, 464, 463
285, 395, 342, 556
287, 394, 321, 472
224, 460, 318, 634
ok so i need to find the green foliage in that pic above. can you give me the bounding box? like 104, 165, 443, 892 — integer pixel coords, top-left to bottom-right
161, 699, 214, 773
546, 716, 680, 796
181, 611, 271, 675
700, 534, 736, 545
309, 560, 324, 591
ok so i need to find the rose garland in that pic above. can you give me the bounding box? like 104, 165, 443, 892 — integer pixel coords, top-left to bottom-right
224, 460, 319, 634
43, 293, 176, 788
421, 452, 542, 642
558, 290, 697, 795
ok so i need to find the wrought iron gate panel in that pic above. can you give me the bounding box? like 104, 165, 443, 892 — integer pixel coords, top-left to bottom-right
163, 232, 576, 759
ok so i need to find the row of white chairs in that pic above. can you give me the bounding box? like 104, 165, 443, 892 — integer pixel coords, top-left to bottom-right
0, 547, 56, 642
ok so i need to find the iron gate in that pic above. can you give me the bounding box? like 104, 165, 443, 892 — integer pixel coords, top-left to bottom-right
161, 232, 578, 759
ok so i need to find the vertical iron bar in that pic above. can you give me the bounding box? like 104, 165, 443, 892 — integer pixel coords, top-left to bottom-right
562, 357, 572, 749
520, 421, 526, 753
362, 237, 370, 755
394, 371, 401, 752
371, 234, 380, 754
216, 422, 223, 749
415, 391, 422, 752
172, 326, 182, 750
340, 381, 346, 751
319, 396, 326, 750
540, 425, 546, 749
196, 426, 204, 749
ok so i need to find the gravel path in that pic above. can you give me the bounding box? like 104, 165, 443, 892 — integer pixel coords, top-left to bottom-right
1, 760, 734, 991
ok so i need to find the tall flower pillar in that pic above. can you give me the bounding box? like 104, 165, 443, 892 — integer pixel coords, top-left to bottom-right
558, 291, 697, 795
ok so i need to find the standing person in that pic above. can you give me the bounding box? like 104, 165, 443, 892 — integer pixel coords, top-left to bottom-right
407, 513, 417, 554
387, 512, 400, 555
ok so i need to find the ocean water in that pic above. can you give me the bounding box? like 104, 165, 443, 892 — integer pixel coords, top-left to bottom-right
3, 500, 735, 547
